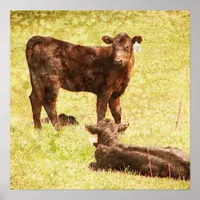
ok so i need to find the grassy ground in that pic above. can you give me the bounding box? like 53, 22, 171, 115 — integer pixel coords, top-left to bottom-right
10, 10, 190, 190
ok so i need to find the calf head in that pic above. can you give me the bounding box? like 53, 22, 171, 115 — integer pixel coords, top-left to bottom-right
102, 32, 142, 66
85, 118, 129, 147
58, 114, 79, 125
40, 114, 79, 126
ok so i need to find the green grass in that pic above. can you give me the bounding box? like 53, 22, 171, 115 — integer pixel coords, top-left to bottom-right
10, 10, 190, 190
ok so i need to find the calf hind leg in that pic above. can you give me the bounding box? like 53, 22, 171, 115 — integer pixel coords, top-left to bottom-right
29, 91, 42, 129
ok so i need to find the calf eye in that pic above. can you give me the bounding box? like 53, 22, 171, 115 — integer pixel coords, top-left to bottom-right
124, 46, 130, 51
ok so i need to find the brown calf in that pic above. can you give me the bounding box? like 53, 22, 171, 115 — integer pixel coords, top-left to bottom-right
41, 114, 79, 126
85, 119, 190, 180
26, 33, 142, 129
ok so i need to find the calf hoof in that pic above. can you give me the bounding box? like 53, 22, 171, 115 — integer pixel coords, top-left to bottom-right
55, 124, 61, 131
89, 162, 99, 170
34, 124, 42, 130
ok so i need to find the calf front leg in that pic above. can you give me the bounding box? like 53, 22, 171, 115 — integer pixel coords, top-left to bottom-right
89, 162, 108, 171
96, 89, 113, 122
109, 96, 122, 124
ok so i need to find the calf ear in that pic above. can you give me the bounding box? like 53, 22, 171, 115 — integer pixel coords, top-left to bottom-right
93, 143, 98, 148
118, 122, 129, 133
85, 124, 101, 135
102, 36, 113, 44
132, 36, 143, 44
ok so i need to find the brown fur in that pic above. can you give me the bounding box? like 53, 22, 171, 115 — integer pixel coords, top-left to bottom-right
26, 33, 142, 129
85, 119, 190, 180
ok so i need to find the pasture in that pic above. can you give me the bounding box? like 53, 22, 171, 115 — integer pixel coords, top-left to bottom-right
10, 10, 190, 189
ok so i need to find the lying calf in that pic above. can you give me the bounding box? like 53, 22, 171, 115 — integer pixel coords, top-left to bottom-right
85, 119, 190, 180
41, 114, 79, 126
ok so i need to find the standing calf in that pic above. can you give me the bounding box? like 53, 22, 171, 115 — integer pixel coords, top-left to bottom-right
85, 119, 190, 180
26, 33, 142, 129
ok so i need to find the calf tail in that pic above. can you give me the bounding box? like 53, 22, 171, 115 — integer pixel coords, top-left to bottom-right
26, 36, 51, 95
26, 36, 41, 66
26, 36, 53, 66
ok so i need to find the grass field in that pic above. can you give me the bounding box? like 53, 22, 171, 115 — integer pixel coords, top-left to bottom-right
10, 10, 190, 190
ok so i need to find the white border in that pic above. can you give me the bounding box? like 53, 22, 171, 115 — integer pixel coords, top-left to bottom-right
1, 0, 200, 199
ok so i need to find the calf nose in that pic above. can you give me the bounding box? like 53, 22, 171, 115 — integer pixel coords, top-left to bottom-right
114, 59, 123, 65
118, 60, 122, 64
